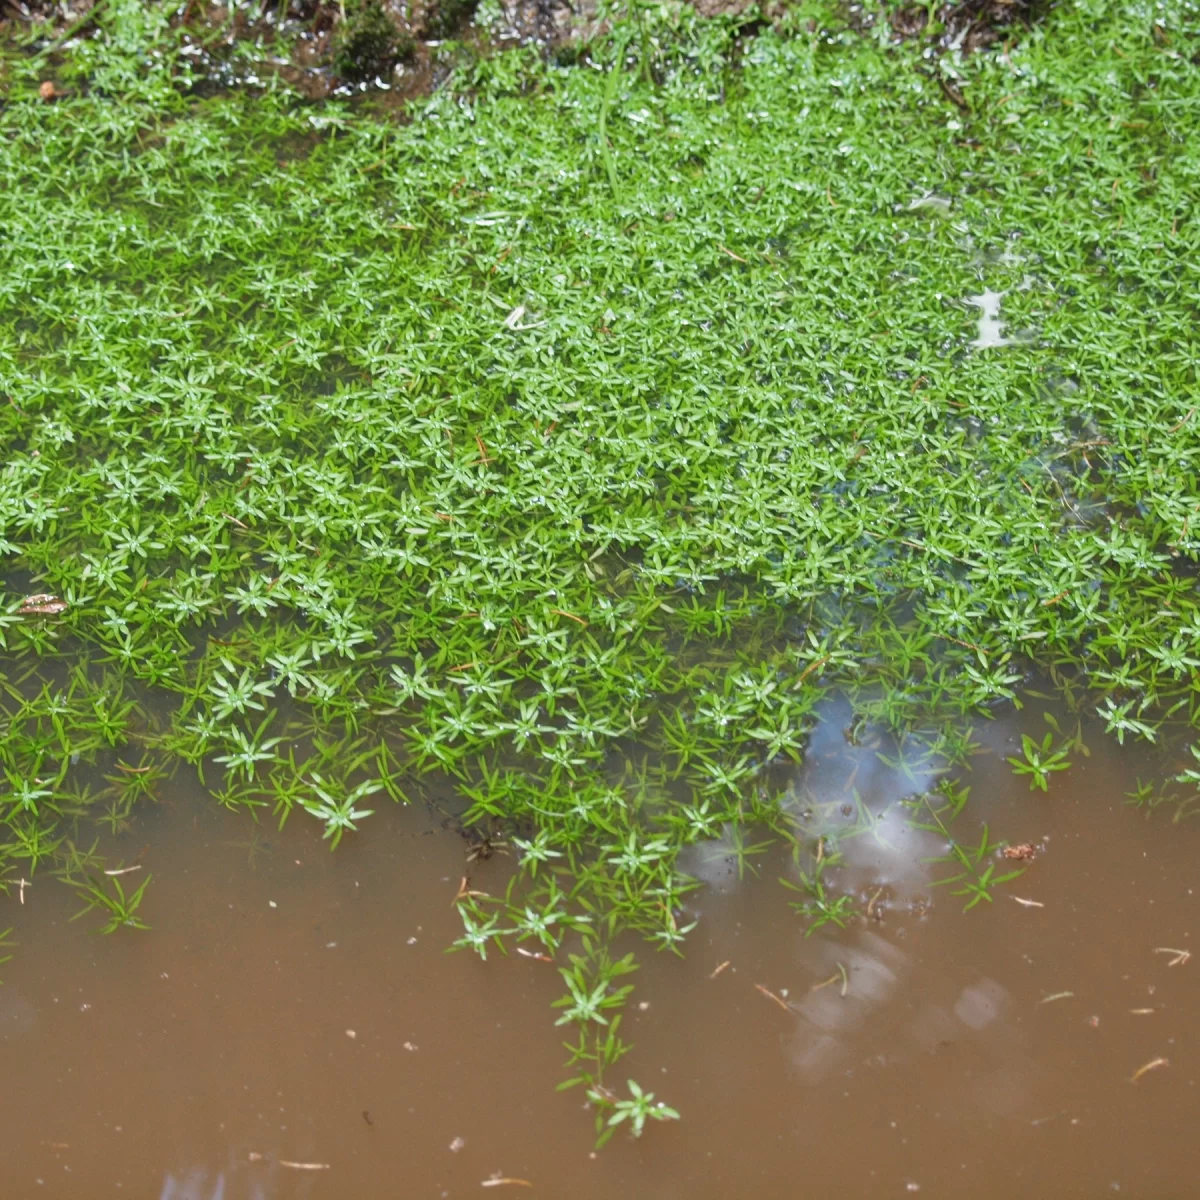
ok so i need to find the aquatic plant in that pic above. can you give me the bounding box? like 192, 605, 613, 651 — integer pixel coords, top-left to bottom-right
1, 0, 1198, 1137
908, 780, 1025, 910
69, 872, 153, 933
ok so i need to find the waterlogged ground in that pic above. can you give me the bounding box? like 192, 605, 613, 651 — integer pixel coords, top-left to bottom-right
1, 701, 1195, 1198
1, 0, 1200, 1191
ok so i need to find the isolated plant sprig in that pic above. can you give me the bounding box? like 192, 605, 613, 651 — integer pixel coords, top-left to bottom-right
909, 782, 1024, 911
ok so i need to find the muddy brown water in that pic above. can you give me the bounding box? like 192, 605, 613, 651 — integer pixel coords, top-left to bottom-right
1, 700, 1196, 1199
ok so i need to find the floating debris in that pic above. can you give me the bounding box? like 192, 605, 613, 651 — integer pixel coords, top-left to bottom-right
754, 983, 792, 1013
17, 593, 68, 615
1003, 843, 1037, 861
1130, 1057, 1168, 1084
1154, 948, 1190, 967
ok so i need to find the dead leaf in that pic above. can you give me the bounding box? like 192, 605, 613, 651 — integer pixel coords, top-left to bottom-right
18, 593, 68, 616
1003, 843, 1037, 861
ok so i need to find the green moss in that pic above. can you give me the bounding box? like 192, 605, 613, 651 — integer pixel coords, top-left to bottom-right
426, 0, 479, 39
333, 0, 412, 80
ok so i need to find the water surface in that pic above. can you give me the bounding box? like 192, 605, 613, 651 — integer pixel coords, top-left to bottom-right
2, 703, 1196, 1198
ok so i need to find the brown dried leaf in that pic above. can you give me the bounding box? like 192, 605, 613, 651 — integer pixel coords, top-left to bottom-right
1003, 843, 1037, 861
18, 593, 68, 615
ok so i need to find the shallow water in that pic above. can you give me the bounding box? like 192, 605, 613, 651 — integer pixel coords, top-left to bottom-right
2, 702, 1196, 1199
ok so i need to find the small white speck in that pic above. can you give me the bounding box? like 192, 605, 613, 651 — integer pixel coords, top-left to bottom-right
269, 901, 277, 908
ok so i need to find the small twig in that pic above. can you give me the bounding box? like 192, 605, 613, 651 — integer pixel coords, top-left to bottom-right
754, 983, 792, 1014
103, 865, 143, 877
718, 245, 748, 264
1040, 589, 1072, 607
1012, 896, 1044, 909
279, 1161, 331, 1170
1038, 991, 1074, 1004
938, 631, 986, 654
481, 1179, 533, 1189
709, 960, 731, 979
1154, 947, 1190, 967
1130, 1057, 1168, 1083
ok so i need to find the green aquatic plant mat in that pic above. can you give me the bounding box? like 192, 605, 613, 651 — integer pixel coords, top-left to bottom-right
0, 0, 1198, 947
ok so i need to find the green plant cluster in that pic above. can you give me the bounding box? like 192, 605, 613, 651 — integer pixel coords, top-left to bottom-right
0, 0, 1198, 1116
333, 0, 413, 81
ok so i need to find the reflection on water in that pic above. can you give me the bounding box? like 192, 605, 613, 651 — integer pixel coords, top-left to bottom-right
0, 987, 37, 1038
784, 695, 941, 903
159, 1162, 288, 1200
160, 1167, 231, 1200
967, 289, 1011, 348
789, 930, 910, 1084
2, 699, 1197, 1198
